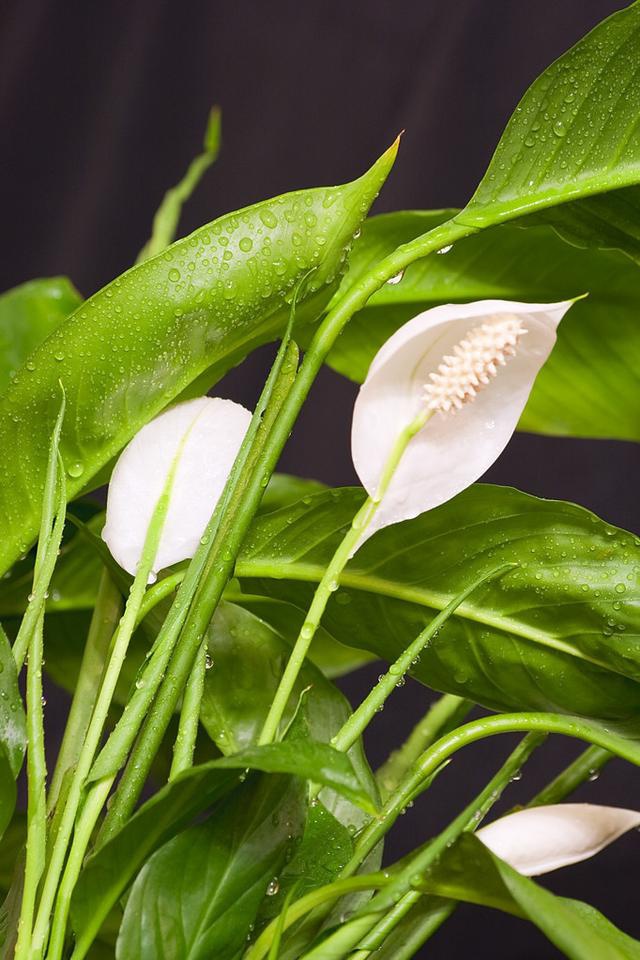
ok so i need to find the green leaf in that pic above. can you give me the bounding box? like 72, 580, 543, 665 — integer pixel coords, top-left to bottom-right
72, 741, 374, 953
0, 751, 15, 844
236, 485, 640, 729
259, 473, 327, 515
0, 626, 25, 778
116, 775, 304, 960
423, 833, 640, 960
0, 277, 82, 396
456, 2, 640, 262
323, 211, 640, 441
0, 815, 25, 895
0, 146, 397, 577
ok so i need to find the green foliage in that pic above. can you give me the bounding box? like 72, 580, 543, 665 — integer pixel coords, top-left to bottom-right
116, 775, 305, 960
237, 484, 640, 728
0, 278, 82, 396
0, 148, 395, 577
327, 211, 640, 440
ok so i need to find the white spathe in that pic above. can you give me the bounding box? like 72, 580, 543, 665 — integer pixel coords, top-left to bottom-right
102, 397, 251, 580
477, 803, 640, 876
351, 299, 572, 543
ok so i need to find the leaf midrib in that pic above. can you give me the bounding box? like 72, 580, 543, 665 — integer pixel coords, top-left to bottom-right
236, 559, 625, 679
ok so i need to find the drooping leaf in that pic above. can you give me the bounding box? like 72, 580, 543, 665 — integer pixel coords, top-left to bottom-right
71, 740, 374, 954
323, 211, 640, 441
455, 2, 640, 263
0, 145, 397, 577
235, 485, 640, 729
0, 277, 82, 396
116, 775, 304, 960
422, 832, 640, 960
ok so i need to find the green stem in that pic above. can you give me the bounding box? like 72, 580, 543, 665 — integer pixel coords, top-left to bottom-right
259, 409, 433, 747
48, 570, 122, 812
31, 469, 174, 960
376, 694, 470, 801
15, 402, 66, 960
169, 638, 207, 780
331, 565, 512, 757
350, 734, 545, 959
97, 341, 300, 843
527, 744, 612, 808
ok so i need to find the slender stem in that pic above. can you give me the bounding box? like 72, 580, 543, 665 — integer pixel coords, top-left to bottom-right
31, 471, 174, 959
259, 410, 433, 747
349, 734, 545, 959
15, 403, 66, 960
331, 565, 512, 757
376, 694, 470, 801
48, 570, 122, 812
169, 638, 207, 780
527, 744, 612, 808
98, 342, 300, 843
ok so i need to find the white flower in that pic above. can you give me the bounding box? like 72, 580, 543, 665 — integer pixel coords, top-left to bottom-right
477, 803, 640, 876
351, 299, 572, 543
102, 397, 251, 580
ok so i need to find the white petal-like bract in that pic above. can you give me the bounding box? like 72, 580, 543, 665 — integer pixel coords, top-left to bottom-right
477, 803, 640, 876
351, 300, 572, 543
103, 397, 251, 580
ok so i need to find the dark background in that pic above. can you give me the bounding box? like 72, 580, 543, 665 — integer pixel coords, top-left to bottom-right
2, 2, 639, 957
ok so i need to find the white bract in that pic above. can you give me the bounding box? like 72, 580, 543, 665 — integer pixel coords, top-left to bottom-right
102, 397, 251, 581
477, 803, 640, 876
351, 299, 572, 543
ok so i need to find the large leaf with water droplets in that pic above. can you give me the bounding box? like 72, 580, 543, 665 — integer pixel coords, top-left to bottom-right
0, 277, 81, 396
318, 211, 640, 441
0, 146, 396, 576
235, 485, 640, 730
454, 3, 640, 261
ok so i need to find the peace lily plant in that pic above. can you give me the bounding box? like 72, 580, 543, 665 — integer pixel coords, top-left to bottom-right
2, 5, 640, 959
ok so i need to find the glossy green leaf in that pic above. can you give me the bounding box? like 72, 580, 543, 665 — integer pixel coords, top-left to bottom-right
72, 740, 373, 953
0, 146, 396, 577
232, 595, 374, 679
0, 751, 15, 844
323, 211, 640, 441
236, 485, 640, 729
0, 626, 25, 778
259, 473, 327, 515
422, 832, 640, 960
0, 277, 82, 396
116, 775, 304, 960
455, 2, 640, 262
0, 815, 24, 895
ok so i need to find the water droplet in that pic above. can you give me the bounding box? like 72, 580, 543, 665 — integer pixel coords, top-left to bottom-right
135, 678, 144, 689
67, 461, 84, 478
259, 209, 278, 229
437, 245, 452, 255
301, 622, 314, 640
386, 270, 404, 285
266, 878, 280, 896
239, 237, 253, 252
168, 268, 181, 282
205, 653, 214, 670
552, 120, 567, 138
615, 583, 626, 594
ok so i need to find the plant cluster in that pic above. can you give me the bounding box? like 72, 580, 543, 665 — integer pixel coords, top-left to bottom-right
1, 5, 640, 958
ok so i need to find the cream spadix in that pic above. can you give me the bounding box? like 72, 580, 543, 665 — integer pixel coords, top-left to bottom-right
351, 299, 572, 542
477, 803, 640, 876
103, 397, 251, 580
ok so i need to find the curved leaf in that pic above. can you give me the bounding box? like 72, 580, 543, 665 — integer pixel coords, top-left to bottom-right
71, 740, 373, 954
456, 2, 640, 261
423, 833, 640, 960
0, 145, 396, 576
323, 211, 640, 441
0, 277, 81, 396
116, 775, 304, 960
236, 485, 640, 729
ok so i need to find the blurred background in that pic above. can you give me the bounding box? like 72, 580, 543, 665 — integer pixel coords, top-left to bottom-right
2, 1, 638, 956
